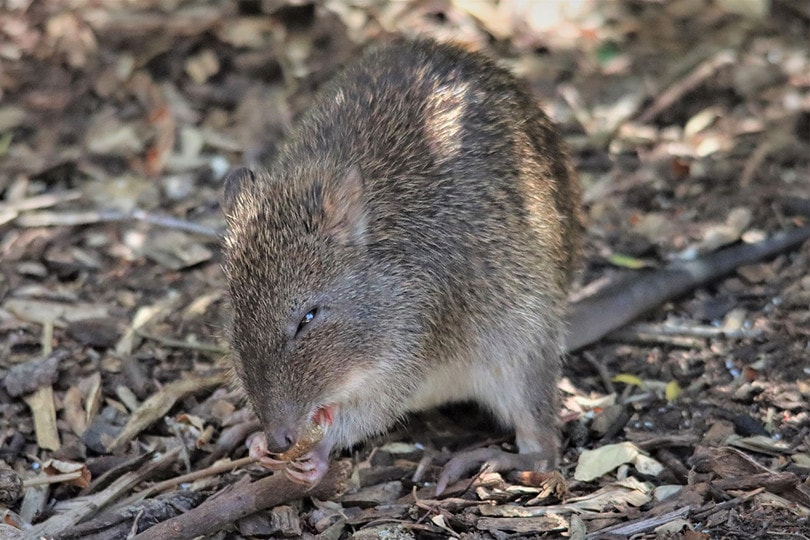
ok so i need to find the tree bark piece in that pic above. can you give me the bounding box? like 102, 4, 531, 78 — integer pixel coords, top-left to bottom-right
0, 463, 23, 505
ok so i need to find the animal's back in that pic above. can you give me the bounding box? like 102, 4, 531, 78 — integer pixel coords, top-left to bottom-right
275, 40, 582, 305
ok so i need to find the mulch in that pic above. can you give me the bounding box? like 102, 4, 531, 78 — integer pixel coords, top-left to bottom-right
1, 1, 808, 538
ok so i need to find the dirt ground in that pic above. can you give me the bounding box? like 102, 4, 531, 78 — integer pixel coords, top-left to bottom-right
1, 1, 809, 538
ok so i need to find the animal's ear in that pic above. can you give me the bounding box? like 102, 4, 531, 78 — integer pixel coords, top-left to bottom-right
222, 167, 255, 214
322, 165, 367, 245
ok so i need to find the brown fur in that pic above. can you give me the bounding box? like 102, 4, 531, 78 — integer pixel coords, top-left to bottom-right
222, 40, 584, 467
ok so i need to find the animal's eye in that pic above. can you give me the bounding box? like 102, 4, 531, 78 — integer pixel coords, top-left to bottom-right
295, 307, 318, 337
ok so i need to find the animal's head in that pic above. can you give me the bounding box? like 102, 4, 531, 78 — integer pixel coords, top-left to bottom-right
221, 165, 404, 451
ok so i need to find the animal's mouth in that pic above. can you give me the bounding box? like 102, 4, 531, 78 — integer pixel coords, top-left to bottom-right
270, 404, 336, 462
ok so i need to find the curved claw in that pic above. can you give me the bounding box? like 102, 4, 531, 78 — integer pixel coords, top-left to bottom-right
284, 449, 329, 486
285, 463, 327, 485
246, 424, 332, 488
436, 447, 551, 496
248, 431, 286, 470
256, 456, 287, 471
287, 453, 317, 472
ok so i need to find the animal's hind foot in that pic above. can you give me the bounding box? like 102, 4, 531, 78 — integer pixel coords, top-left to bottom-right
435, 446, 553, 495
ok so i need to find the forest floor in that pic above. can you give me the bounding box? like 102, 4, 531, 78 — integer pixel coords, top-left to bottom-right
1, 0, 809, 538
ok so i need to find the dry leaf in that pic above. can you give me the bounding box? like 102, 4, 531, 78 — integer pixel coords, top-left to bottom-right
62, 386, 87, 437
665, 380, 683, 401
574, 442, 663, 482
42, 459, 91, 489
564, 477, 653, 511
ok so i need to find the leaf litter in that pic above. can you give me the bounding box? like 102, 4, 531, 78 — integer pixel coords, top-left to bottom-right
0, 0, 809, 538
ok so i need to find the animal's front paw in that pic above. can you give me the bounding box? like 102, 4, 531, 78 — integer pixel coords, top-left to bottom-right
246, 428, 332, 488
247, 431, 287, 470
283, 446, 330, 486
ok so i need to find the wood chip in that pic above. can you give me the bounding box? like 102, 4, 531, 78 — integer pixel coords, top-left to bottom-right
340, 481, 403, 508
27, 448, 183, 538
0, 464, 23, 505
477, 514, 567, 534
23, 386, 61, 451
4, 348, 68, 397
107, 373, 226, 452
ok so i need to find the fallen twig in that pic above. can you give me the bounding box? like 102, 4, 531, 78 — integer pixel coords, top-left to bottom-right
0, 190, 82, 213
622, 322, 761, 340
581, 351, 616, 395
15, 208, 221, 238
115, 456, 256, 508
27, 448, 182, 538
107, 372, 227, 452
586, 506, 689, 538
135, 330, 228, 353
636, 49, 736, 124
710, 472, 800, 493
131, 460, 352, 540
606, 328, 707, 348
198, 419, 261, 468
23, 471, 84, 488
566, 224, 810, 351
55, 491, 207, 540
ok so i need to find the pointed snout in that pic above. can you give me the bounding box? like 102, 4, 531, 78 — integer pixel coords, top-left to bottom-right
258, 404, 335, 455
265, 425, 297, 454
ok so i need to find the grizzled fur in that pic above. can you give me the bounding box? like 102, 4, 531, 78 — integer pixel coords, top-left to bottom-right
223, 40, 583, 466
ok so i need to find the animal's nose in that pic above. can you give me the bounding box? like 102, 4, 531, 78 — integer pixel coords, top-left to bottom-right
266, 426, 296, 454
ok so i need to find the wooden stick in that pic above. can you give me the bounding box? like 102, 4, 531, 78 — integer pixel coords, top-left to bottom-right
115, 457, 256, 508
15, 208, 220, 239
0, 190, 82, 213
28, 448, 182, 538
131, 460, 352, 540
23, 471, 84, 488
135, 330, 227, 353
636, 49, 736, 124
